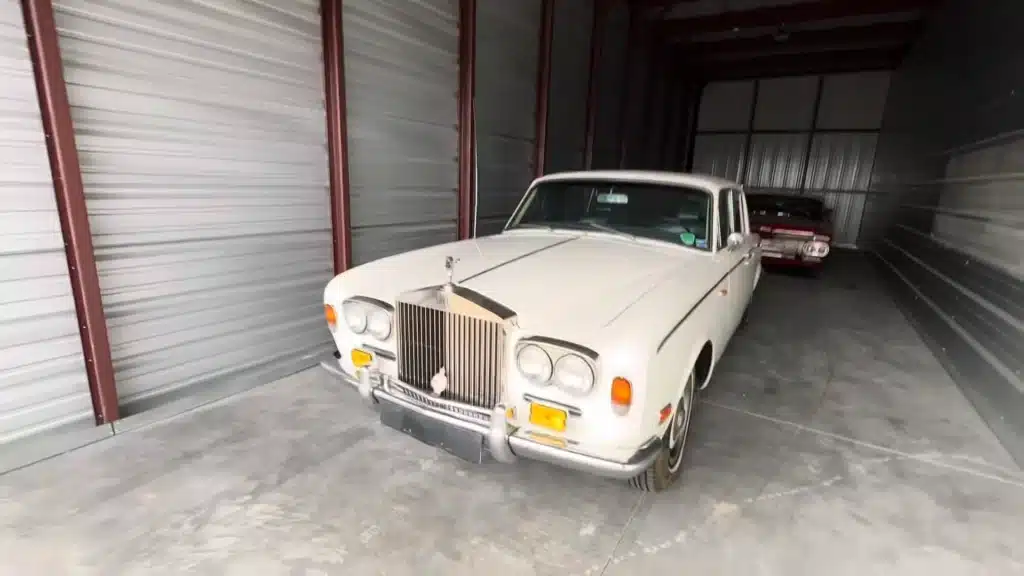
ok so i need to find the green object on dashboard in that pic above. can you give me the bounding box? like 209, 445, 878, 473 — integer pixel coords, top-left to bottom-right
679, 232, 696, 246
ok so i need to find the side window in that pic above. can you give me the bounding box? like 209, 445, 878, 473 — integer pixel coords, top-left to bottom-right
730, 189, 745, 234
717, 190, 732, 250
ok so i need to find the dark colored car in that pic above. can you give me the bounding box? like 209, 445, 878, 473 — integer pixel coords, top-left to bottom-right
747, 193, 832, 272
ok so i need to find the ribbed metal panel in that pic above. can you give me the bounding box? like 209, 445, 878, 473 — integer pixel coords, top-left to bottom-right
591, 0, 628, 169
745, 133, 808, 189
753, 76, 818, 131
804, 132, 878, 246
0, 1, 94, 444
344, 0, 459, 263
871, 0, 1024, 465
692, 133, 746, 181
53, 0, 334, 409
805, 133, 878, 191
621, 37, 652, 168
545, 0, 591, 173
475, 0, 542, 236
817, 71, 891, 130
696, 80, 754, 132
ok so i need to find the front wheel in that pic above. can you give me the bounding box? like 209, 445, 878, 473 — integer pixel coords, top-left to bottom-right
628, 371, 696, 492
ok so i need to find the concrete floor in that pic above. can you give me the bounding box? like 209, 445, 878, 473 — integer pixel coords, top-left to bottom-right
2, 253, 1023, 575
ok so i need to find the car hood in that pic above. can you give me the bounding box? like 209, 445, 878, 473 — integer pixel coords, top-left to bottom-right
333, 231, 703, 331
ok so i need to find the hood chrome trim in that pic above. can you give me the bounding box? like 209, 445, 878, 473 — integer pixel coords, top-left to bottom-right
458, 235, 579, 284
396, 284, 517, 322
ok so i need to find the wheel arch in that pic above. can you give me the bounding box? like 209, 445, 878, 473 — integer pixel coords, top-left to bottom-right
692, 340, 714, 390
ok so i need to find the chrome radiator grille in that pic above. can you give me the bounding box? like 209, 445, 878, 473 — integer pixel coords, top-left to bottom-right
395, 301, 506, 409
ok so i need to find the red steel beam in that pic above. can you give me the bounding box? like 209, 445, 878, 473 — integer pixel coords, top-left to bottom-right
582, 0, 607, 170
680, 20, 921, 59
662, 0, 937, 38
21, 0, 120, 425
457, 0, 477, 239
321, 0, 352, 273
533, 0, 555, 178
701, 46, 905, 80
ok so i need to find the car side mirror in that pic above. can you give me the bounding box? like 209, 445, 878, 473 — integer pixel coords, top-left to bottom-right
726, 232, 744, 250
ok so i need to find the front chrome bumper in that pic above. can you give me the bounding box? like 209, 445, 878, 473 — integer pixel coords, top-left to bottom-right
319, 357, 661, 481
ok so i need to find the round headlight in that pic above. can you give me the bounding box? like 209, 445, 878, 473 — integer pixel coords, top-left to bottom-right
517, 344, 552, 384
343, 303, 367, 334
367, 308, 392, 340
554, 353, 595, 395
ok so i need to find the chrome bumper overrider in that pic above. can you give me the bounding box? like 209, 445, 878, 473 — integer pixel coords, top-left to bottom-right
319, 357, 661, 481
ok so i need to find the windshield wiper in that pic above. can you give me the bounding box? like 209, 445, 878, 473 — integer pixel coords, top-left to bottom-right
580, 221, 636, 240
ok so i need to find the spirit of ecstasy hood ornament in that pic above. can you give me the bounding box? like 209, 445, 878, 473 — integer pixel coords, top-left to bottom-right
445, 256, 460, 286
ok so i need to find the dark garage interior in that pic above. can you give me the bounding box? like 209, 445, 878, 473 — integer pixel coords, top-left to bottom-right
1, 0, 1023, 573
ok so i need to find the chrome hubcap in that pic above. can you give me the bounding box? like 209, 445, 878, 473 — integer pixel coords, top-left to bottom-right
667, 376, 693, 473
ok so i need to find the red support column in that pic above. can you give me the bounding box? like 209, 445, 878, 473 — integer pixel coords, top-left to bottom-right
457, 0, 477, 240
21, 0, 119, 425
582, 0, 606, 170
321, 0, 352, 273
532, 0, 555, 178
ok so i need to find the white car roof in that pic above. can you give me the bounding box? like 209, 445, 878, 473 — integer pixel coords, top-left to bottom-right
532, 170, 741, 193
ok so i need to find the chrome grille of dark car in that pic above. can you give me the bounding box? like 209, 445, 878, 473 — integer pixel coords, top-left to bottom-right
396, 301, 506, 409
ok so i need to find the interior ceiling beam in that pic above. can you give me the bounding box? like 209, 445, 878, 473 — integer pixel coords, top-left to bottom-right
698, 46, 906, 81
661, 0, 938, 37
679, 20, 921, 59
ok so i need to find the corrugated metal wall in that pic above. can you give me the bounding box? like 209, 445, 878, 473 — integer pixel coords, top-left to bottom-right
692, 72, 890, 247
344, 0, 460, 263
619, 31, 651, 169
544, 0, 591, 173
870, 0, 1024, 466
53, 0, 334, 412
591, 0, 628, 169
0, 1, 94, 445
474, 0, 542, 236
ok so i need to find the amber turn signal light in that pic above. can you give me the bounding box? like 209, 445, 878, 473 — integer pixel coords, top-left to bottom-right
611, 377, 632, 407
324, 304, 337, 329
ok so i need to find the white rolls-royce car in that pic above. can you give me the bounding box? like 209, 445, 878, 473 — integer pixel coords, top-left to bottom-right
322, 171, 761, 492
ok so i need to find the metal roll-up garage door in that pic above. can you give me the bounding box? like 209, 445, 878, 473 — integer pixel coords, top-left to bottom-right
475, 0, 542, 236
344, 0, 459, 264
53, 0, 334, 412
544, 0, 592, 173
0, 1, 95, 446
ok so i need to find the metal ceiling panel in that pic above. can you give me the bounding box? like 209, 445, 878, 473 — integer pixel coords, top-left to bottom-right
545, 0, 592, 173
54, 0, 334, 409
344, 0, 459, 262
0, 0, 94, 444
475, 0, 542, 236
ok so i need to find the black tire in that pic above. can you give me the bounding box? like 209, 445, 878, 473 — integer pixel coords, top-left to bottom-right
628, 372, 696, 492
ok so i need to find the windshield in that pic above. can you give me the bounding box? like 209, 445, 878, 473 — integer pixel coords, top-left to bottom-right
747, 194, 824, 221
506, 180, 713, 251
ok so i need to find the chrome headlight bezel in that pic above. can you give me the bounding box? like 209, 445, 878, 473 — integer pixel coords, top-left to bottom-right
552, 352, 596, 396
515, 338, 598, 396
341, 297, 393, 341
516, 343, 553, 385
